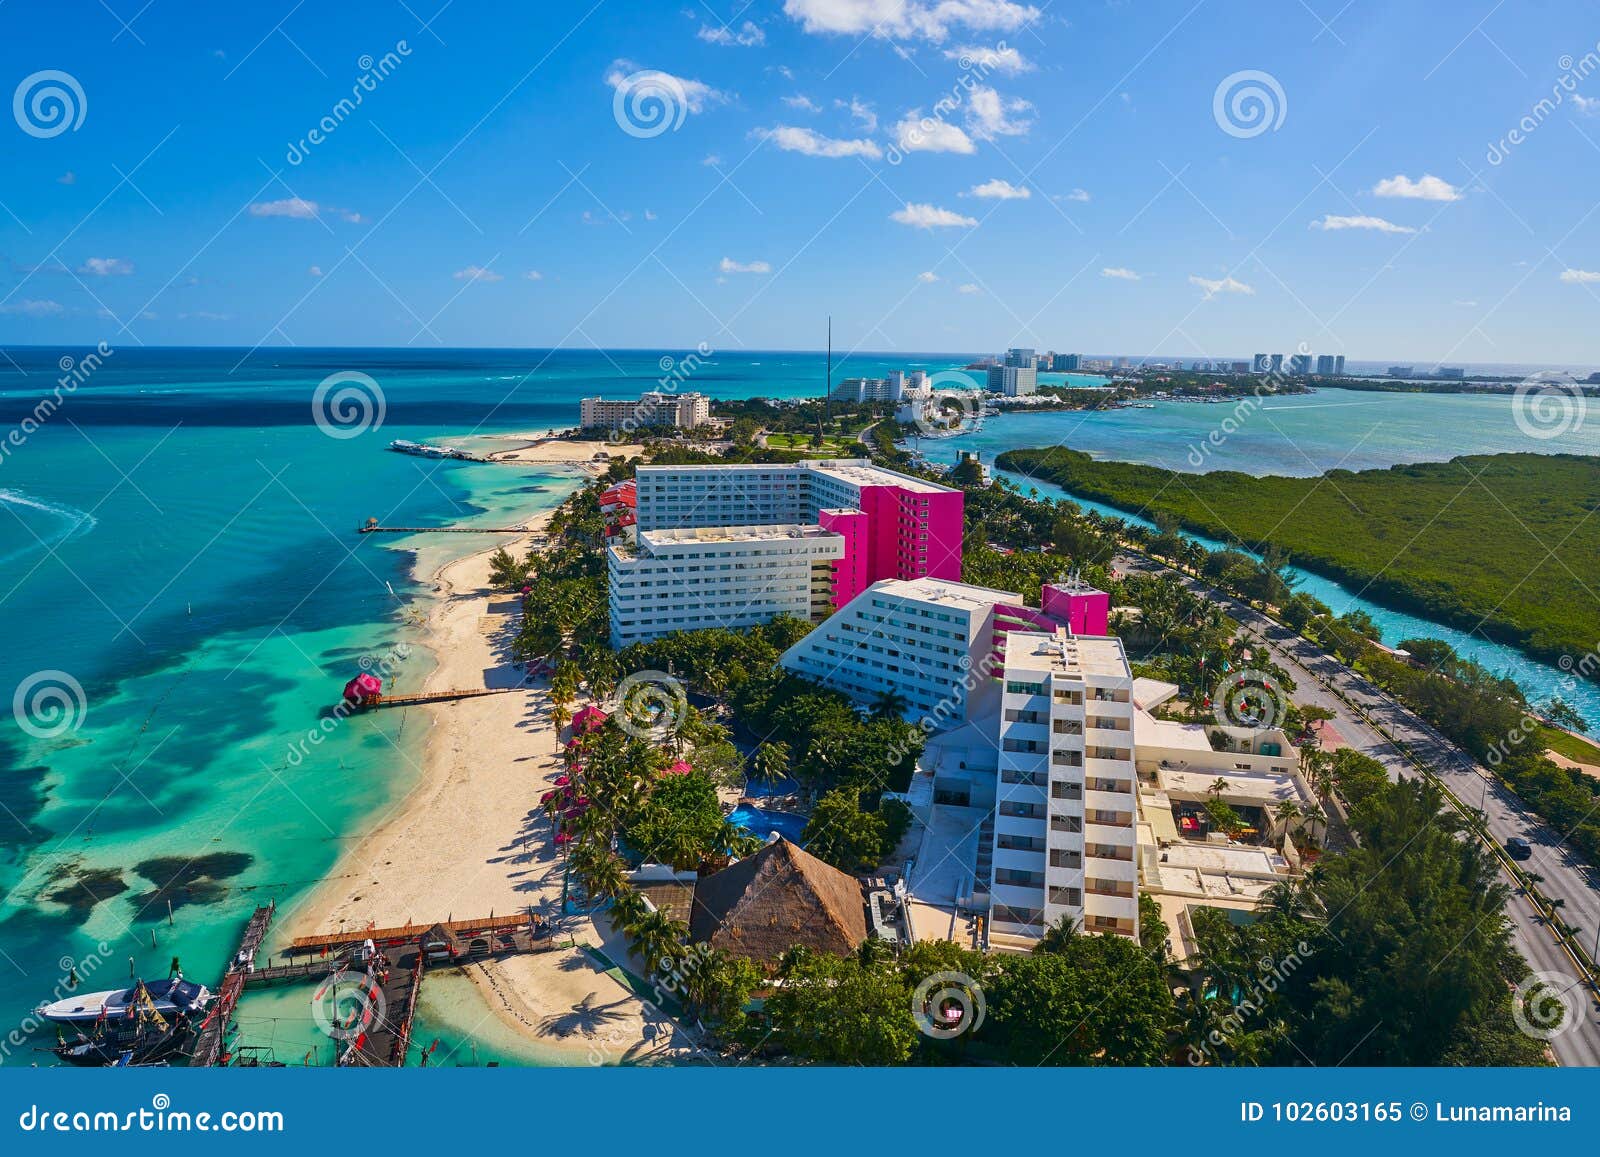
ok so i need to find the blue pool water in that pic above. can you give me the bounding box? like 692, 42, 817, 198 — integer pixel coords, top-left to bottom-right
729, 804, 807, 845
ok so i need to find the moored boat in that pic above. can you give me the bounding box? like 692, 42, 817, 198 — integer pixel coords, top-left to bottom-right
35, 976, 211, 1025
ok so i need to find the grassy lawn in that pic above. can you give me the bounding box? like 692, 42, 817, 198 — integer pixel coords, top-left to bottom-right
996, 447, 1600, 672
1539, 725, 1600, 767
765, 432, 857, 455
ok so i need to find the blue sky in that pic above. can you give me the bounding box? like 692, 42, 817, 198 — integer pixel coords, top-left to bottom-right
2, 0, 1599, 364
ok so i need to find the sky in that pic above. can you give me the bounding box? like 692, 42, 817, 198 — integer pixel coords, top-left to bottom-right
1, 0, 1599, 365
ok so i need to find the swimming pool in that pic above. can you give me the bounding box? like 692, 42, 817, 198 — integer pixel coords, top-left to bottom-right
728, 803, 808, 845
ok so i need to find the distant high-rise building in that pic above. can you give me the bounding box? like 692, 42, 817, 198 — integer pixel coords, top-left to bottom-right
1004, 347, 1036, 368
1436, 366, 1464, 380
1315, 354, 1336, 375
1334, 355, 1346, 376
1289, 354, 1312, 376
987, 364, 1038, 396
1230, 361, 1251, 373
1387, 365, 1414, 379
1051, 353, 1080, 372
1269, 354, 1284, 374
1253, 354, 1271, 373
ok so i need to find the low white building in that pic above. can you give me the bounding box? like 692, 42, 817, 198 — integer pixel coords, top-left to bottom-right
607, 523, 843, 646
580, 391, 711, 432
779, 577, 1019, 725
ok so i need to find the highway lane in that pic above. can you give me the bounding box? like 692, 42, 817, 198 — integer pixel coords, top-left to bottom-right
1118, 553, 1600, 1066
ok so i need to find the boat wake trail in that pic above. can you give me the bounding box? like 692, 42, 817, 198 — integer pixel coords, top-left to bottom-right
0, 488, 98, 566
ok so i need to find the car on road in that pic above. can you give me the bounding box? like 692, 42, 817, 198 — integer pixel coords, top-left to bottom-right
1505, 837, 1533, 861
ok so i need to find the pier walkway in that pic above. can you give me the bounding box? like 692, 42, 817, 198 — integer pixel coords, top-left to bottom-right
195, 909, 559, 1067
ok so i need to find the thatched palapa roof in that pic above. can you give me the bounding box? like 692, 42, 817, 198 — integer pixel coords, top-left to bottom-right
689, 838, 868, 964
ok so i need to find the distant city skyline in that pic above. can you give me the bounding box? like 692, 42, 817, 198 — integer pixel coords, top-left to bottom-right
3, 3, 1599, 362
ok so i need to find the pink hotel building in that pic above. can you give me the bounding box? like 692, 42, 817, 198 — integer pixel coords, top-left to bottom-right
607, 460, 964, 647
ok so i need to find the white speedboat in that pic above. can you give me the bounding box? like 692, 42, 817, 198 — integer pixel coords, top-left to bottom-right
35, 977, 212, 1025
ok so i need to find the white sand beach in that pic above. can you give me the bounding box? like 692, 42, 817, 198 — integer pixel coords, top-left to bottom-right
281, 439, 675, 1063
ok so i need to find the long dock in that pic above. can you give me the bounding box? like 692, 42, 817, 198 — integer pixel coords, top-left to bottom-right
195, 909, 560, 1067
357, 524, 528, 534
191, 900, 276, 1068
355, 687, 525, 711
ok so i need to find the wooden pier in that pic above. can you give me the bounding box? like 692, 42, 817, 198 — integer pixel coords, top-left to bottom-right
353, 687, 526, 711
191, 900, 276, 1068
195, 909, 560, 1067
357, 524, 528, 535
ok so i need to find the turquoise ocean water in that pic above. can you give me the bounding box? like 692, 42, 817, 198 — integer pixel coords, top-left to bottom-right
0, 348, 1595, 1065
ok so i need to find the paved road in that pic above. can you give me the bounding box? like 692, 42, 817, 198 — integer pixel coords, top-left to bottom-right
1119, 553, 1600, 1066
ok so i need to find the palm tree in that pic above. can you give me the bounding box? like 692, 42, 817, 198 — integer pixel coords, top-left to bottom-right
629, 909, 689, 976
1035, 914, 1079, 955
870, 688, 910, 719
751, 741, 790, 786
608, 887, 650, 938
1208, 777, 1230, 801
1301, 804, 1328, 846
1272, 799, 1300, 837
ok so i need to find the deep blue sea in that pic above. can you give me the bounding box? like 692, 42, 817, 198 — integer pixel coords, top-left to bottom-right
0, 347, 1594, 1065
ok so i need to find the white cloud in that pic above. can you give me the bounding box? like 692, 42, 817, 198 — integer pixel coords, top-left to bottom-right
57, 171, 75, 185
79, 257, 133, 276
702, 153, 723, 167
783, 0, 1041, 43
525, 270, 544, 280
783, 93, 822, 112
1560, 268, 1600, 283
763, 124, 882, 158
1062, 188, 1090, 202
178, 311, 230, 321
836, 95, 877, 133
1310, 214, 1417, 234
604, 60, 728, 115
719, 257, 772, 274
945, 43, 1031, 73
917, 270, 940, 282
1372, 173, 1461, 202
1101, 267, 1140, 281
0, 299, 64, 317
308, 265, 324, 277
891, 202, 978, 229
969, 178, 1030, 200
893, 111, 976, 154
248, 198, 360, 222
453, 265, 504, 282
957, 283, 981, 294
698, 20, 765, 47
965, 84, 1032, 139
645, 209, 658, 221
1189, 274, 1254, 297
1573, 93, 1600, 116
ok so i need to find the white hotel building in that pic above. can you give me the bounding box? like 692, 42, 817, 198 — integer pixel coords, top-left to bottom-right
608, 460, 963, 648
989, 628, 1139, 944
